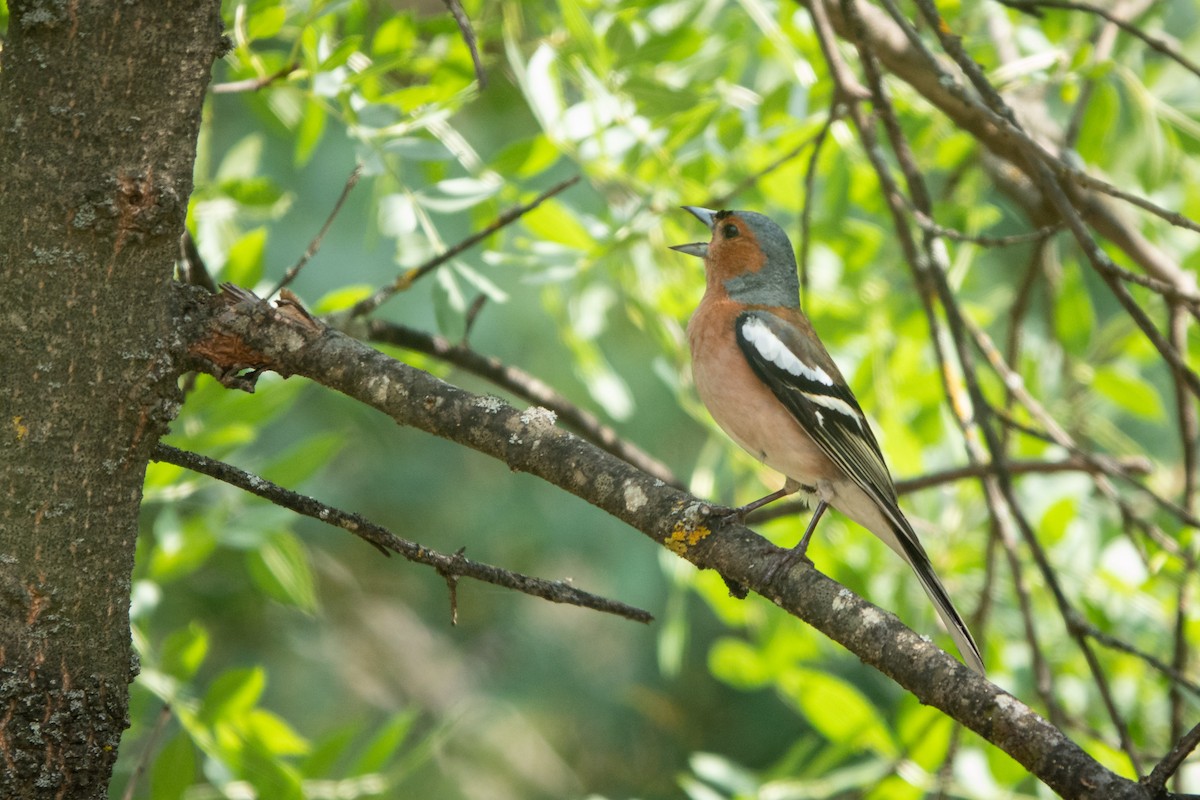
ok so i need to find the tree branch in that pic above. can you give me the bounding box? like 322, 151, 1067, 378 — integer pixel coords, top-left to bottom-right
151, 442, 652, 624
794, 0, 1198, 295
176, 281, 1162, 799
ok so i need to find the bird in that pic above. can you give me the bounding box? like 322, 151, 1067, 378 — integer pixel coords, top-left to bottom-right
671, 205, 985, 675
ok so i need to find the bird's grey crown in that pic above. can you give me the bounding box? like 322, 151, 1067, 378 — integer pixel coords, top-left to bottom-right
721, 210, 802, 309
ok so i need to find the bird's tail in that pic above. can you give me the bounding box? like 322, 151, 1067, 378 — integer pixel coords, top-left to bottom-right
859, 493, 985, 675
896, 519, 984, 674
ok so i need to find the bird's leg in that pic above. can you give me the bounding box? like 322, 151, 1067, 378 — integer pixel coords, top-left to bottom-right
718, 478, 806, 523
764, 500, 828, 584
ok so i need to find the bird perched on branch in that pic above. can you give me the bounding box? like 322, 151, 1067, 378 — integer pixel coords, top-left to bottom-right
672, 206, 984, 675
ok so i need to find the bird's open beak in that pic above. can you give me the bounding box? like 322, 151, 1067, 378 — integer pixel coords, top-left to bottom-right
681, 206, 717, 229
669, 241, 708, 258
669, 206, 718, 258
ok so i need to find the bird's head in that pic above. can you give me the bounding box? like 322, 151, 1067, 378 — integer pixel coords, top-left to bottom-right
670, 206, 801, 309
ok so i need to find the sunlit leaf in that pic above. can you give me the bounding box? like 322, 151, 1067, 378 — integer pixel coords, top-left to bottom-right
223, 226, 267, 286
350, 711, 418, 776
245, 532, 318, 613
200, 667, 266, 726
149, 732, 196, 800
160, 623, 209, 682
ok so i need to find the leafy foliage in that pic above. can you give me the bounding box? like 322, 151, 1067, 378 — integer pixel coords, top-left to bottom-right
110, 0, 1200, 797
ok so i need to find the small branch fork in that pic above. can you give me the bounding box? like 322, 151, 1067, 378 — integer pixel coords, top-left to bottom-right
151, 442, 652, 625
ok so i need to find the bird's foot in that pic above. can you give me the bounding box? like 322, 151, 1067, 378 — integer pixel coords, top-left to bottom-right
763, 543, 814, 585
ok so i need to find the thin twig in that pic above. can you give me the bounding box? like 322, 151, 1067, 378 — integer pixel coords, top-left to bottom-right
997, 0, 1200, 83
1083, 621, 1200, 697
349, 175, 581, 318
151, 443, 653, 624
211, 62, 300, 94
442, 0, 487, 88
120, 704, 173, 800
1147, 719, 1200, 791
847, 0, 1144, 769
909, 206, 1062, 248
709, 127, 827, 209
269, 163, 363, 298
800, 104, 839, 303
753, 455, 1151, 522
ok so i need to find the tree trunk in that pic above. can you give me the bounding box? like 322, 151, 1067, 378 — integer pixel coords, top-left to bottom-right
0, 2, 220, 796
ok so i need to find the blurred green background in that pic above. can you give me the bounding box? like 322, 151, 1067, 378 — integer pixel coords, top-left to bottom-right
60, 0, 1200, 797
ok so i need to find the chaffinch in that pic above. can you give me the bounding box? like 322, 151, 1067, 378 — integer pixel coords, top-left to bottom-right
672, 206, 984, 675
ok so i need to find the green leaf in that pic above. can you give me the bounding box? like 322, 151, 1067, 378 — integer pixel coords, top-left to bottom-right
523, 43, 564, 131
240, 746, 305, 800
149, 732, 196, 800
314, 284, 374, 313
708, 638, 769, 688
452, 261, 509, 303
220, 176, 286, 207
302, 724, 359, 778
259, 431, 346, 487
148, 510, 217, 584
200, 667, 266, 726
247, 5, 287, 41
782, 668, 898, 758
245, 532, 318, 613
521, 198, 594, 250
1092, 366, 1166, 421
490, 135, 561, 178
433, 265, 467, 338
245, 709, 311, 757
1040, 496, 1078, 546
160, 623, 209, 682
223, 226, 268, 287
350, 711, 418, 775
294, 98, 327, 167
216, 134, 265, 182
417, 176, 501, 213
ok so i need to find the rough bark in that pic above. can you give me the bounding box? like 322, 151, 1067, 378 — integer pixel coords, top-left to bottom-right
0, 3, 221, 796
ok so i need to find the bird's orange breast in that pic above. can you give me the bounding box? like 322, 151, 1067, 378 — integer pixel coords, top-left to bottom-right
687, 295, 838, 486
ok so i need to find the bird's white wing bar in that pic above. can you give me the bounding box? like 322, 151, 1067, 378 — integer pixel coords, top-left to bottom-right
741, 315, 835, 386
740, 315, 863, 427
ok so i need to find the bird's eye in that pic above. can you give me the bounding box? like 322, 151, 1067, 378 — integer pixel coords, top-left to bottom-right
723, 223, 740, 238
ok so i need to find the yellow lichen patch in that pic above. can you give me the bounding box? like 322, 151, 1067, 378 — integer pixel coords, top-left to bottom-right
12, 416, 28, 440
664, 521, 711, 555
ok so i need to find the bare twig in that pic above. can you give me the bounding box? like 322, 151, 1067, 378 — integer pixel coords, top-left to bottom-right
755, 456, 1152, 523
120, 704, 173, 800
908, 206, 1062, 248
269, 163, 363, 298
709, 126, 828, 209
1147, 719, 1200, 791
997, 0, 1200, 83
348, 175, 581, 318
839, 0, 1151, 770
798, 0, 1197, 292
1082, 621, 1200, 697
800, 103, 839, 303
442, 0, 487, 88
151, 443, 653, 624
211, 62, 300, 94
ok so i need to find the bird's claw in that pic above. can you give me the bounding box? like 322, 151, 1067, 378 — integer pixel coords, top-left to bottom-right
763, 545, 814, 586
